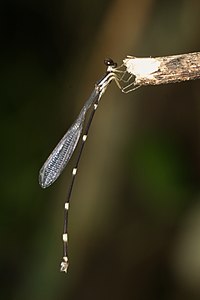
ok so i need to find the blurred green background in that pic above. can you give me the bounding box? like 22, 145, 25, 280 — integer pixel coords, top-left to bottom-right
1, 0, 200, 299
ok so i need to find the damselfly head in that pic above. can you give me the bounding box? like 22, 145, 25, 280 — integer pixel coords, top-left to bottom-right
104, 58, 117, 68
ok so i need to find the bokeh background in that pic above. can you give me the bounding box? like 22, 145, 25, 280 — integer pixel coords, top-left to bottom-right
1, 0, 200, 299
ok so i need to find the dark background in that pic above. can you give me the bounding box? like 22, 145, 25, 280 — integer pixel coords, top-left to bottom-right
1, 0, 200, 299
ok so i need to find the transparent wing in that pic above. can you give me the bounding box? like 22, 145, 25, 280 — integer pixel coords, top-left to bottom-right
39, 89, 100, 188
39, 108, 86, 188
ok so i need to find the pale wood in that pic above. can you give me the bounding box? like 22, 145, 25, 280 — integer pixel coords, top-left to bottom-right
123, 52, 200, 86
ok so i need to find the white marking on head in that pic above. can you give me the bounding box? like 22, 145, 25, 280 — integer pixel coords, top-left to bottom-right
107, 65, 116, 72
94, 104, 98, 110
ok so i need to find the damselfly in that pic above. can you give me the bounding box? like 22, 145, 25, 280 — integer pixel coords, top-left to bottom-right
39, 58, 135, 273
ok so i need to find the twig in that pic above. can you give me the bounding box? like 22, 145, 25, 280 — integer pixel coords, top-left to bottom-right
123, 52, 200, 87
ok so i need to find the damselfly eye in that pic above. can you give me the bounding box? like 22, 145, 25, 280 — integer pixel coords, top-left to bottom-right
104, 58, 117, 68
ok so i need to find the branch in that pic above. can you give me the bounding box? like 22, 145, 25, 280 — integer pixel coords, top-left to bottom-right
123, 52, 200, 87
